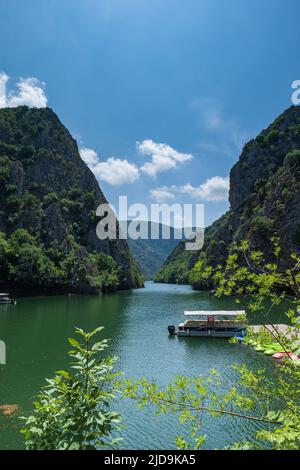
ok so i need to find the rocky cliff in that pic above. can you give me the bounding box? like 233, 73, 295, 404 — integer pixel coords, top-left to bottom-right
154, 106, 300, 287
0, 106, 143, 293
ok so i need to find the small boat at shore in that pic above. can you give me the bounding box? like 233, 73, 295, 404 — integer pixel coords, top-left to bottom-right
272, 351, 300, 361
168, 310, 247, 338
0, 293, 16, 304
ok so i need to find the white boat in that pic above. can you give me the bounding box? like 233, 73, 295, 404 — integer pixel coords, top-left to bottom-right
168, 310, 247, 338
0, 293, 15, 304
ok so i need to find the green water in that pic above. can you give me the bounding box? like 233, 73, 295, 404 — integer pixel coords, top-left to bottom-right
0, 282, 284, 450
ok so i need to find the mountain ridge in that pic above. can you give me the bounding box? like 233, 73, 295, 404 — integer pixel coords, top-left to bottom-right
126, 221, 186, 279
0, 106, 143, 294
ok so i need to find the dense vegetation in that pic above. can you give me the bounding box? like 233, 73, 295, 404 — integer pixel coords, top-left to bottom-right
128, 222, 184, 279
154, 106, 300, 288
0, 229, 122, 292
21, 328, 122, 450
0, 106, 143, 293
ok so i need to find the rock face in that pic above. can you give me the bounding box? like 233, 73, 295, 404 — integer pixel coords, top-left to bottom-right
154, 106, 300, 287
0, 106, 142, 293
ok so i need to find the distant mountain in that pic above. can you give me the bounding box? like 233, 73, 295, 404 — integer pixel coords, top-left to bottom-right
0, 106, 143, 294
128, 238, 164, 279
125, 221, 185, 279
154, 106, 300, 287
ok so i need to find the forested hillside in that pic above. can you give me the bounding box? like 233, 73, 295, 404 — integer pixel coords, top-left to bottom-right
0, 106, 143, 294
128, 222, 184, 279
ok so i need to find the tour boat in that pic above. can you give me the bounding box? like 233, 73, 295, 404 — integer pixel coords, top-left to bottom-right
0, 293, 15, 304
168, 311, 247, 338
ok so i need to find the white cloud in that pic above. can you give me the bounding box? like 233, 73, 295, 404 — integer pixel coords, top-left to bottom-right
137, 139, 193, 177
79, 147, 98, 166
80, 147, 139, 186
150, 176, 229, 203
149, 187, 176, 203
180, 176, 229, 201
8, 77, 47, 108
0, 73, 47, 109
93, 158, 139, 186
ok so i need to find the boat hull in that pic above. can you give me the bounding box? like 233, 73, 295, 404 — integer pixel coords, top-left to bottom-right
177, 328, 246, 338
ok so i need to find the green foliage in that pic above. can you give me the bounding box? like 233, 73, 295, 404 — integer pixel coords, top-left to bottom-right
57, 238, 122, 291
85, 252, 121, 291
0, 229, 122, 291
189, 258, 213, 288
212, 238, 299, 315
121, 367, 289, 450
154, 213, 232, 286
129, 254, 145, 287
284, 149, 300, 170
0, 164, 10, 185
21, 328, 122, 450
251, 215, 274, 234
0, 229, 62, 285
255, 129, 280, 148
0, 231, 10, 277
42, 191, 59, 207
153, 241, 192, 284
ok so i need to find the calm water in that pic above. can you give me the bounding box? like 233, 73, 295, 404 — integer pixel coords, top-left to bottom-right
0, 282, 285, 450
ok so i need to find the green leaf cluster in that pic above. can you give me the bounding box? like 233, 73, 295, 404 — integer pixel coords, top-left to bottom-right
21, 328, 122, 450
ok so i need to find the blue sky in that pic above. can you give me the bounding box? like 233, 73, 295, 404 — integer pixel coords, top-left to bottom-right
0, 0, 299, 227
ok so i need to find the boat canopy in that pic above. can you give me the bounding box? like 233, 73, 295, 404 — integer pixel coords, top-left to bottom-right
184, 310, 245, 317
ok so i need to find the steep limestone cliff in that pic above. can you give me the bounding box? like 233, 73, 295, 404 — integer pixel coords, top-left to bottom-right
154, 106, 300, 287
0, 106, 142, 293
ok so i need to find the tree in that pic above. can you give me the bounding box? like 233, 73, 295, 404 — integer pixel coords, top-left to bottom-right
21, 328, 122, 450
7, 229, 60, 285
0, 231, 9, 278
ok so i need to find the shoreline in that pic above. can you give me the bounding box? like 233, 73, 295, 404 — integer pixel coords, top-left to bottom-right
0, 282, 139, 299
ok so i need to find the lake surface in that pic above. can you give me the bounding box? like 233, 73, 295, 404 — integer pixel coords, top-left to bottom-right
0, 282, 285, 450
